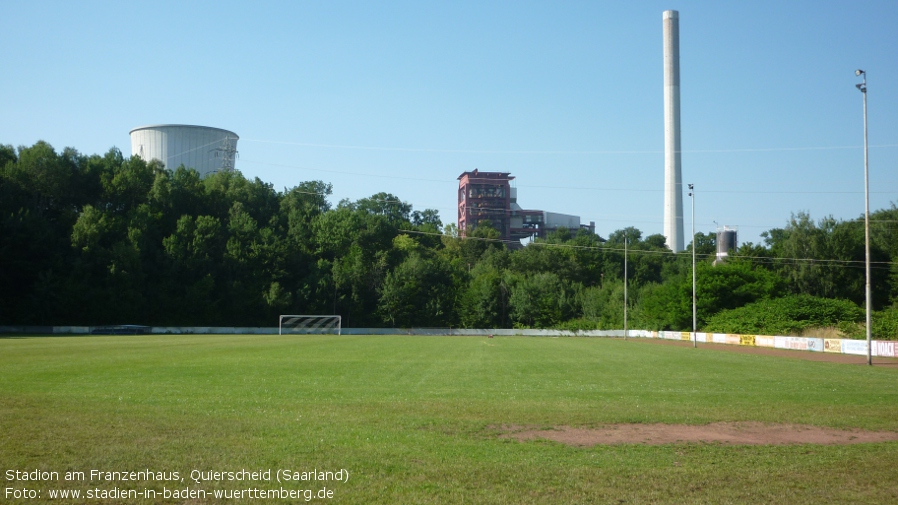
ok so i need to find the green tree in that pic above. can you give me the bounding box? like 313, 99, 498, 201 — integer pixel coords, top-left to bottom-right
352, 192, 411, 224
459, 260, 510, 328
508, 272, 578, 328
378, 252, 458, 327
580, 281, 628, 329
314, 197, 401, 326
458, 220, 503, 270
762, 212, 869, 303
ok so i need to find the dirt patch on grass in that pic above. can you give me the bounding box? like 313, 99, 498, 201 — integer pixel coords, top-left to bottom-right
498, 422, 898, 446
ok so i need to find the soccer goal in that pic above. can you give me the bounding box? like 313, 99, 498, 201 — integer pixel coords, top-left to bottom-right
279, 315, 342, 335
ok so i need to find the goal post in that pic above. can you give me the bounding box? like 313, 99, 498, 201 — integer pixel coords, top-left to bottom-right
279, 315, 342, 335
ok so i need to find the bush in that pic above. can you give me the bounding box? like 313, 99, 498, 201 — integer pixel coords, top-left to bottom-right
703, 295, 864, 335
554, 317, 600, 332
637, 261, 785, 331
872, 308, 898, 340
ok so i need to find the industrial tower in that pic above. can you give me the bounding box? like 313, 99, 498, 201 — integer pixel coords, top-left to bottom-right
663, 10, 684, 253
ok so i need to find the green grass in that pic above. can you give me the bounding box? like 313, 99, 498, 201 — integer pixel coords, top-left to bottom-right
1, 335, 897, 504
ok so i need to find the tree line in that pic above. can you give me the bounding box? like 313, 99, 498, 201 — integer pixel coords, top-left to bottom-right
2, 141, 896, 336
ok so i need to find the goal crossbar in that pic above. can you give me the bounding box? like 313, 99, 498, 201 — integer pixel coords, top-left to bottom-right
279, 315, 342, 335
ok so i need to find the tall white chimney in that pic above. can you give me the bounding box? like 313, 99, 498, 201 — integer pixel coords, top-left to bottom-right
663, 10, 684, 253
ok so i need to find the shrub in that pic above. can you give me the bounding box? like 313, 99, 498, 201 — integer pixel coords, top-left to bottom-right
872, 308, 898, 340
554, 317, 600, 332
703, 295, 864, 335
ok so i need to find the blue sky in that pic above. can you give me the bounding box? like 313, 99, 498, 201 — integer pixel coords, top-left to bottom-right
3, 0, 896, 245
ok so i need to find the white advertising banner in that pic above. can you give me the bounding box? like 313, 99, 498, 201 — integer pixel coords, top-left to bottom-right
841, 339, 869, 355
695, 332, 709, 343
711, 333, 727, 344
873, 340, 896, 358
661, 331, 681, 340
773, 336, 824, 352
806, 338, 823, 352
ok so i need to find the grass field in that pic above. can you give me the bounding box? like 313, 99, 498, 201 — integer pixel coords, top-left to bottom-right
2, 334, 897, 504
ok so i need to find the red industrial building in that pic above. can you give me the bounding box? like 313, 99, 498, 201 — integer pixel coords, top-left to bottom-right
457, 169, 594, 245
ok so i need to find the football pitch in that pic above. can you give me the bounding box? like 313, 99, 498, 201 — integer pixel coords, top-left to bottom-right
1, 334, 897, 504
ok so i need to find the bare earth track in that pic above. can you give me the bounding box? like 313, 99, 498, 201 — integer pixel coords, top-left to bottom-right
635, 337, 898, 366
499, 422, 898, 446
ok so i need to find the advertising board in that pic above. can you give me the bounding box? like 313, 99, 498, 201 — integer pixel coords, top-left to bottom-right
841, 339, 868, 355
824, 339, 842, 353
755, 335, 774, 348
873, 340, 896, 358
806, 338, 823, 352
774, 336, 824, 352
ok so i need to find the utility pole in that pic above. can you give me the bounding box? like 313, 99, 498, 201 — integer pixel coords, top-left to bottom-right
689, 184, 696, 348
624, 235, 628, 339
856, 69, 872, 365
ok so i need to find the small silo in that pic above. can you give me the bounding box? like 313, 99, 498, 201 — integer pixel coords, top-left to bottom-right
714, 226, 738, 265
129, 124, 239, 178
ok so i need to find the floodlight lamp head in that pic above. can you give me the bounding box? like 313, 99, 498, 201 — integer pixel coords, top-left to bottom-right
856, 69, 864, 76
688, 183, 694, 190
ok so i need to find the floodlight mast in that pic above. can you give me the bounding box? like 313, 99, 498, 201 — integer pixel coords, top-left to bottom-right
689, 184, 696, 348
856, 69, 872, 366
624, 235, 628, 339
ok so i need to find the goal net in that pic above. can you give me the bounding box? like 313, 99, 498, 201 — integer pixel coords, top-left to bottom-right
279, 315, 342, 335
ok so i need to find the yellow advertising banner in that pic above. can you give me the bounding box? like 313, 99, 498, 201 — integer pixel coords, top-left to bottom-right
680, 332, 691, 341
739, 335, 756, 346
824, 339, 842, 353
755, 336, 775, 347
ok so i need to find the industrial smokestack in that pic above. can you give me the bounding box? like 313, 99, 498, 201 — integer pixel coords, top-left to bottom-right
663, 10, 684, 253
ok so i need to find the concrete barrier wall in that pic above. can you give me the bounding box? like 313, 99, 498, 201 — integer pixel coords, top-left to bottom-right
0, 326, 893, 357
152, 327, 279, 335
340, 328, 655, 338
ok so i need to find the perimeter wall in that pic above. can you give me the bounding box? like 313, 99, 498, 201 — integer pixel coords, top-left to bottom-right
0, 326, 895, 358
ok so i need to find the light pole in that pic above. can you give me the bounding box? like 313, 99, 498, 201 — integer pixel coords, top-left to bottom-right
688, 184, 696, 348
624, 235, 628, 339
856, 69, 872, 365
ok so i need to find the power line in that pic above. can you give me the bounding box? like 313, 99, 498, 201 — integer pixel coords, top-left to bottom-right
241, 159, 448, 184
239, 158, 897, 196
242, 137, 898, 155
149, 140, 898, 235
278, 190, 898, 234
399, 229, 897, 270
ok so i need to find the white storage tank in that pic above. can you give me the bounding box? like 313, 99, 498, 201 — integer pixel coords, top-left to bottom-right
130, 124, 239, 178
